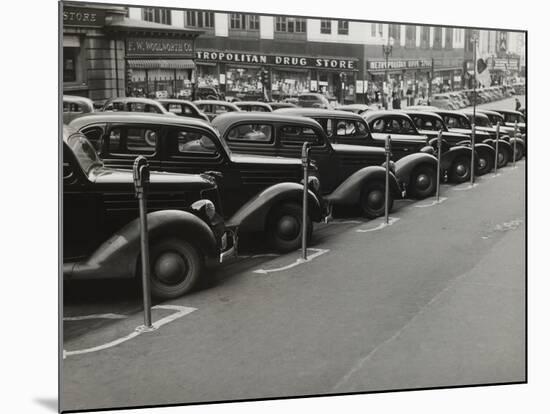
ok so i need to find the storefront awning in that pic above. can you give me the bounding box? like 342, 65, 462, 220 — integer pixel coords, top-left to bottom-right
127, 59, 196, 70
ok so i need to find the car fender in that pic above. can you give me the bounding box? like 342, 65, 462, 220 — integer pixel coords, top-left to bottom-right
473, 143, 496, 158
427, 137, 451, 154
394, 152, 438, 185
325, 166, 401, 205
508, 136, 525, 152
440, 146, 476, 171
225, 182, 323, 233
483, 138, 513, 154
64, 210, 218, 281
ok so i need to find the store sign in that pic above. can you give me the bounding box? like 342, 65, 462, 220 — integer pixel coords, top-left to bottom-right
127, 38, 194, 57
367, 59, 432, 70
196, 50, 358, 71
63, 7, 106, 27
493, 58, 519, 71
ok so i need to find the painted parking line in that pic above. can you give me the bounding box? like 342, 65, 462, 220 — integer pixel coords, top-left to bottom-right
237, 253, 280, 259
356, 217, 400, 233
253, 248, 330, 275
414, 197, 448, 208
63, 305, 196, 359
63, 313, 128, 321
325, 219, 364, 225
453, 182, 479, 191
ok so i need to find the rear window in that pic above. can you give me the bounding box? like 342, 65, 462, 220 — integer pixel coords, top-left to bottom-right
107, 126, 158, 155
227, 124, 273, 143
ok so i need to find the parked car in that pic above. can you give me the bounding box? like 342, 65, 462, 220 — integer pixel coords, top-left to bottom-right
157, 99, 210, 122
63, 125, 232, 299
70, 113, 323, 252
100, 97, 169, 114
363, 111, 476, 183
431, 94, 456, 110
63, 95, 94, 124
476, 109, 525, 159
234, 101, 274, 112
269, 102, 298, 110
493, 109, 526, 134
212, 112, 407, 219
297, 93, 332, 109
405, 111, 496, 176
336, 104, 372, 115
193, 100, 242, 121
276, 108, 439, 199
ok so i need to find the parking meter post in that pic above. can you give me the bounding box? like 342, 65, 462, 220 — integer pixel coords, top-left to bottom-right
470, 122, 476, 186
436, 130, 442, 202
513, 121, 518, 167
301, 142, 311, 261
384, 135, 391, 225
495, 123, 500, 175
133, 156, 153, 330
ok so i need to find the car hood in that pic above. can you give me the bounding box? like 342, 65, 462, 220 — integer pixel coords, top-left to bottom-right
90, 167, 216, 190
230, 152, 302, 166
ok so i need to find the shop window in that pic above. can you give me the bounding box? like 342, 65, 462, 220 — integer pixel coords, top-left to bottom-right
275, 17, 306, 33
433, 27, 443, 49
186, 11, 214, 28
337, 20, 349, 35
320, 20, 331, 34
405, 26, 416, 48
142, 7, 171, 25
280, 125, 322, 146
63, 47, 79, 83
227, 124, 273, 143
421, 27, 430, 48
168, 129, 218, 156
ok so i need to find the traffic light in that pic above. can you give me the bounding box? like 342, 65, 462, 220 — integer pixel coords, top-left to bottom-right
260, 69, 270, 87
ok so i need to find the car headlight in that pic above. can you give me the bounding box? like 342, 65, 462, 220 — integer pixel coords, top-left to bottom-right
191, 199, 216, 221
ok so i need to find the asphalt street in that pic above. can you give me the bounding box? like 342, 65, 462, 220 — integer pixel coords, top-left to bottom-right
61, 153, 526, 412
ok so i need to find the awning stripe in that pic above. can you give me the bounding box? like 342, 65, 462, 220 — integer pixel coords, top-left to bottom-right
127, 59, 196, 70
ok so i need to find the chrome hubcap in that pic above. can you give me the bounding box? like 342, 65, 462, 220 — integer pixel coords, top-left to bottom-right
456, 164, 468, 177
155, 252, 188, 285
416, 174, 431, 190
479, 158, 487, 169
367, 190, 384, 210
277, 215, 300, 241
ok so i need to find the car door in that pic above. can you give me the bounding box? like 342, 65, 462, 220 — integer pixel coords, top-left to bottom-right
97, 123, 163, 171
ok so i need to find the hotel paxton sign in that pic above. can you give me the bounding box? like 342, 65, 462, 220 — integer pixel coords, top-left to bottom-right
196, 50, 358, 71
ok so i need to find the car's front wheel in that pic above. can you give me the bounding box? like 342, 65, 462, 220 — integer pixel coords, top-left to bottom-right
409, 165, 437, 199
145, 238, 203, 300
450, 156, 471, 183
266, 202, 312, 253
497, 147, 510, 167
475, 150, 494, 175
360, 181, 393, 219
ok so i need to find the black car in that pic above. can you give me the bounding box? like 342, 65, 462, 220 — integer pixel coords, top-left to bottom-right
99, 97, 169, 114
70, 113, 323, 252
157, 99, 210, 122
63, 125, 230, 299
212, 112, 408, 219
193, 100, 242, 121
234, 101, 274, 112
363, 111, 475, 183
276, 108, 440, 199
492, 109, 526, 134
404, 111, 496, 176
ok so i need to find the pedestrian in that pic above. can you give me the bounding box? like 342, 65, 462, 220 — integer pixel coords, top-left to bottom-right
515, 98, 521, 111
392, 92, 401, 109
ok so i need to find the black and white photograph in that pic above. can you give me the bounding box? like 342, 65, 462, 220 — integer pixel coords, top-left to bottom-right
59, 0, 529, 412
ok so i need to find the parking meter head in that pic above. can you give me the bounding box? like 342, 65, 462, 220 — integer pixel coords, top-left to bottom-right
133, 156, 150, 194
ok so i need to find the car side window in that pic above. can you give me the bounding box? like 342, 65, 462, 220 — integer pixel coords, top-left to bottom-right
81, 126, 104, 152
227, 124, 273, 143
280, 125, 323, 146
401, 119, 415, 134
414, 117, 424, 129
334, 120, 367, 137
371, 119, 385, 132
107, 126, 158, 155
167, 129, 219, 156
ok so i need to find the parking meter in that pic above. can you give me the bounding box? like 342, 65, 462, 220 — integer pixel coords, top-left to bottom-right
436, 130, 442, 202
301, 142, 311, 260
384, 135, 391, 224
470, 121, 476, 185
495, 122, 500, 175
133, 156, 154, 331
513, 121, 518, 166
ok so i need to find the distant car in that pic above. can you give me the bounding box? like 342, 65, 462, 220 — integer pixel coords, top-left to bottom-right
493, 109, 526, 134
63, 95, 94, 124
100, 97, 169, 114
297, 93, 332, 109
196, 86, 221, 100
193, 100, 241, 121
62, 125, 231, 299
234, 101, 273, 112
157, 99, 210, 122
268, 102, 297, 110
213, 111, 409, 219
336, 104, 371, 115
70, 113, 323, 252
476, 109, 525, 159
431, 94, 456, 110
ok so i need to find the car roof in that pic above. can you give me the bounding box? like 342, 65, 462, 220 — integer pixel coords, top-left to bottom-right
105, 97, 162, 105
493, 109, 523, 116
363, 110, 414, 122
432, 110, 470, 119
193, 100, 239, 107
460, 110, 490, 119
275, 107, 365, 120
63, 95, 94, 105
69, 112, 216, 131
157, 98, 196, 105
476, 109, 504, 117
404, 110, 444, 121
235, 101, 271, 106
337, 104, 370, 110
211, 111, 324, 132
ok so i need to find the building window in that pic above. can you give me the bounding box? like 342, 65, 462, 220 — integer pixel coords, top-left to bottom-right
230, 13, 259, 30
63, 47, 78, 82
405, 25, 416, 47
371, 23, 376, 37
445, 27, 453, 49
378, 23, 383, 36
275, 16, 306, 33
320, 19, 331, 34
186, 11, 214, 28
142, 7, 171, 25
433, 27, 442, 49
421, 26, 430, 48
337, 20, 349, 35
389, 24, 400, 42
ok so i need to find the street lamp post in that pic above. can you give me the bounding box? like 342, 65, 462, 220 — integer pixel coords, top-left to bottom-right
382, 36, 394, 109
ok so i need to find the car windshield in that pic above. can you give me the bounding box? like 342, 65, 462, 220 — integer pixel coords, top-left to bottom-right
67, 133, 103, 174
